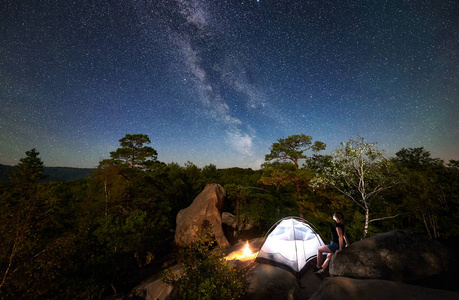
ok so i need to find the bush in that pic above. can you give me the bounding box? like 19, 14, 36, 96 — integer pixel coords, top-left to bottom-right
163, 232, 248, 300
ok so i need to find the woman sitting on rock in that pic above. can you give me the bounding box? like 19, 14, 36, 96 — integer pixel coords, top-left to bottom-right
313, 212, 349, 273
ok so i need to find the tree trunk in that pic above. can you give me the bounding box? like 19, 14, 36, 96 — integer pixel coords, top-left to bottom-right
298, 208, 303, 218
236, 190, 240, 235
134, 252, 143, 267
363, 208, 370, 239
295, 181, 305, 219
104, 176, 108, 216
111, 282, 117, 295
0, 234, 18, 290
422, 212, 432, 239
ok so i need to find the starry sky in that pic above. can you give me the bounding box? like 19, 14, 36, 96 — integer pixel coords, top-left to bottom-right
1, 0, 458, 169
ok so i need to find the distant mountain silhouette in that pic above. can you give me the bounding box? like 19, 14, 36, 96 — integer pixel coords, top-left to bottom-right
0, 164, 94, 182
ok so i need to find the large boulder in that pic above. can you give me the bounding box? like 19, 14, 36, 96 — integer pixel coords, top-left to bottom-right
309, 277, 459, 300
330, 230, 458, 283
243, 263, 323, 300
174, 183, 230, 249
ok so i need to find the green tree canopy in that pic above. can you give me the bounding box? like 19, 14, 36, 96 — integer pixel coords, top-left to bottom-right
393, 147, 455, 238
313, 137, 398, 238
261, 134, 326, 217
264, 134, 326, 166
109, 134, 158, 169
395, 147, 443, 169
9, 148, 45, 184
1, 149, 51, 295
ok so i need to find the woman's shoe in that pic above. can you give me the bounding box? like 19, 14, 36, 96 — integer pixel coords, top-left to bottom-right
313, 266, 322, 273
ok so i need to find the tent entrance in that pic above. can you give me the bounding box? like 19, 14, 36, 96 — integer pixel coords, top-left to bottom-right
255, 217, 325, 279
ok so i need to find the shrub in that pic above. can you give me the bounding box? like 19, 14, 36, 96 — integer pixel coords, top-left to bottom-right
163, 233, 248, 300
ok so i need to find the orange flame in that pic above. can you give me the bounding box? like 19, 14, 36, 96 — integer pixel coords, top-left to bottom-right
242, 241, 252, 256
225, 241, 258, 261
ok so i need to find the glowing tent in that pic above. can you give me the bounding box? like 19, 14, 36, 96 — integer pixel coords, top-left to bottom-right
255, 217, 325, 279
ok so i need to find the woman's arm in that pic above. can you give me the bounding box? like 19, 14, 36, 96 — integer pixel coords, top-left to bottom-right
343, 232, 350, 247
336, 227, 344, 252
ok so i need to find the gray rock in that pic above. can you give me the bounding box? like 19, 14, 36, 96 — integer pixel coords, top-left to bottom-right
243, 263, 324, 300
222, 212, 238, 242
222, 212, 237, 228
222, 212, 255, 230
222, 212, 259, 243
330, 230, 458, 282
129, 265, 180, 300
174, 183, 230, 249
309, 277, 459, 300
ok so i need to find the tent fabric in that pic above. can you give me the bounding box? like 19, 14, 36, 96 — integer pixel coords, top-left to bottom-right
255, 217, 325, 278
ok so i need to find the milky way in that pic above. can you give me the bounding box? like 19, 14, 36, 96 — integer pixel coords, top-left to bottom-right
1, 0, 457, 168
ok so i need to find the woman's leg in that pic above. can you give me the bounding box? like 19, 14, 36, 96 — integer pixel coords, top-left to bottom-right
322, 253, 334, 270
316, 245, 331, 268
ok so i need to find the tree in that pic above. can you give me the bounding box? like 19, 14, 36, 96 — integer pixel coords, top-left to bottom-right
224, 184, 273, 235
394, 147, 443, 169
202, 164, 218, 184
448, 159, 459, 169
87, 134, 174, 294
109, 134, 158, 169
9, 148, 45, 184
96, 134, 160, 212
1, 149, 46, 293
264, 134, 326, 167
393, 147, 454, 238
261, 134, 326, 218
313, 137, 397, 238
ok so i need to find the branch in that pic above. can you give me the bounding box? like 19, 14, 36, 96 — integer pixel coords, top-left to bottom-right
366, 184, 395, 200
0, 234, 19, 290
369, 214, 401, 223
327, 184, 366, 211
239, 186, 272, 193
117, 169, 131, 183
11, 248, 47, 275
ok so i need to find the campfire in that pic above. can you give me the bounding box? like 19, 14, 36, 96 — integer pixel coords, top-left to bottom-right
225, 241, 258, 261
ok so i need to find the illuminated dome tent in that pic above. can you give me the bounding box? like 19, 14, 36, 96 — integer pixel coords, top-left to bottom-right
255, 217, 325, 279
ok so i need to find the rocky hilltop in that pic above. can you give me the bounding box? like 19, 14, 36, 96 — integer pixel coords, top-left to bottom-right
119, 184, 459, 300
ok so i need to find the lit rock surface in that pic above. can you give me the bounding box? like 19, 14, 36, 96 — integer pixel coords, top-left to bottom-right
174, 183, 230, 249
330, 230, 458, 283
226, 239, 325, 300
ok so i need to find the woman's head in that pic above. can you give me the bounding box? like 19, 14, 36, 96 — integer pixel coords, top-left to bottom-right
333, 212, 345, 224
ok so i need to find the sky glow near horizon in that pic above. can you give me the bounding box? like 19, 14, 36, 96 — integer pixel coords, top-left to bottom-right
0, 0, 458, 169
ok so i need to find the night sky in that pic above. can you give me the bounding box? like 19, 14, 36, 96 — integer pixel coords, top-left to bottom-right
1, 0, 458, 169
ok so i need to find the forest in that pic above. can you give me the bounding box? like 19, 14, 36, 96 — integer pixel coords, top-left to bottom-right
1, 133, 458, 299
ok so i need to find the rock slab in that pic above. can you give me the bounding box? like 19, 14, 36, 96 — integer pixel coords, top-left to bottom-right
309, 277, 459, 300
243, 263, 324, 300
129, 271, 174, 300
330, 230, 458, 283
